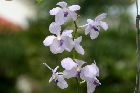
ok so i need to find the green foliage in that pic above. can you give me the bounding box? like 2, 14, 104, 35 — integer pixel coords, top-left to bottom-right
0, 0, 137, 93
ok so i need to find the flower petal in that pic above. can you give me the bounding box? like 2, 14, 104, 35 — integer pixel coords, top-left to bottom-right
56, 1, 67, 8
49, 7, 61, 15
91, 63, 99, 77
85, 25, 91, 35
68, 11, 77, 21
61, 58, 77, 70
87, 81, 96, 93
63, 37, 74, 52
53, 66, 59, 74
63, 68, 77, 79
99, 21, 108, 30
62, 30, 73, 38
49, 22, 61, 35
50, 39, 64, 54
55, 9, 65, 25
68, 5, 80, 11
90, 30, 99, 39
43, 35, 55, 46
49, 76, 53, 83
75, 45, 84, 55
87, 19, 93, 23
74, 36, 82, 44
57, 75, 68, 89
74, 59, 86, 68
80, 63, 99, 81
95, 13, 107, 21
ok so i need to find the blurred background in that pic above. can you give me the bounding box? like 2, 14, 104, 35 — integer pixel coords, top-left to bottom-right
0, 0, 138, 93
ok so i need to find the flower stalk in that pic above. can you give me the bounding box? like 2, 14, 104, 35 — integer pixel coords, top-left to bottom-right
73, 21, 80, 93
73, 21, 78, 40
135, 0, 140, 92
135, 15, 140, 93
76, 77, 80, 93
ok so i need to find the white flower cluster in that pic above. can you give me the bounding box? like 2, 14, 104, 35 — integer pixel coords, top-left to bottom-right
43, 1, 108, 93
43, 58, 100, 93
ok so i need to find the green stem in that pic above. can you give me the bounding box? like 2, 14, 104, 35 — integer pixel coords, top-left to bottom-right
72, 21, 78, 59
75, 77, 80, 93
72, 21, 80, 93
135, 15, 140, 93
73, 21, 78, 40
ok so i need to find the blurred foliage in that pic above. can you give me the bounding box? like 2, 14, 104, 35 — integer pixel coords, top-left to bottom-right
0, 0, 137, 93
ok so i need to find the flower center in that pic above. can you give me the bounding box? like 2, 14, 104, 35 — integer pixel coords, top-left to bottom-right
64, 12, 68, 17
76, 67, 81, 77
59, 40, 64, 46
93, 80, 100, 86
76, 71, 81, 77
57, 35, 61, 40
53, 79, 59, 84
92, 26, 99, 32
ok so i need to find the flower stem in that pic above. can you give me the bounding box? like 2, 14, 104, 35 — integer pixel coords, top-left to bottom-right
73, 21, 78, 40
75, 77, 80, 93
135, 15, 140, 93
72, 21, 78, 59
72, 21, 80, 93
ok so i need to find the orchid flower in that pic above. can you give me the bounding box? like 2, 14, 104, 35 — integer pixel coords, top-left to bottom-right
80, 61, 101, 93
43, 63, 68, 89
80, 13, 108, 39
43, 22, 74, 54
49, 1, 80, 25
74, 36, 85, 55
61, 57, 86, 79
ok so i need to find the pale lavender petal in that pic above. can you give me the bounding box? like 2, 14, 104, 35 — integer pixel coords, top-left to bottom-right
56, 1, 67, 8
49, 22, 61, 35
43, 35, 55, 46
62, 30, 73, 38
63, 37, 74, 52
87, 19, 93, 23
85, 25, 91, 35
57, 75, 68, 89
49, 7, 61, 15
74, 59, 86, 68
61, 58, 77, 70
63, 68, 77, 79
87, 81, 96, 93
74, 36, 84, 55
75, 45, 84, 55
74, 36, 82, 44
68, 5, 80, 11
99, 21, 108, 30
91, 63, 99, 77
90, 30, 99, 39
68, 11, 77, 21
55, 9, 65, 25
95, 13, 107, 22
50, 39, 64, 54
80, 64, 99, 80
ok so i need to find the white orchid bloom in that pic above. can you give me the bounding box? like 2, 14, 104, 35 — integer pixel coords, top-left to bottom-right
74, 36, 85, 55
61, 57, 86, 79
80, 13, 108, 39
80, 61, 100, 93
43, 63, 68, 89
49, 1, 80, 25
43, 22, 74, 54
